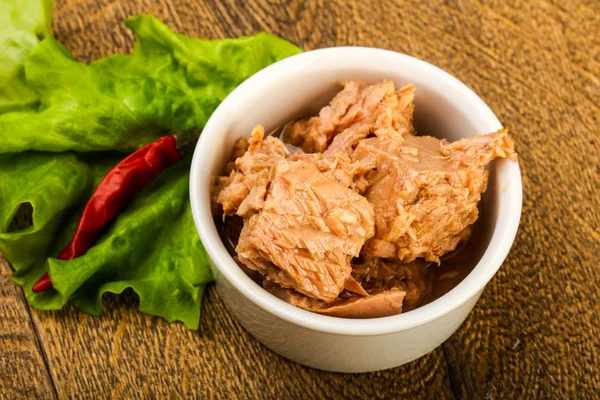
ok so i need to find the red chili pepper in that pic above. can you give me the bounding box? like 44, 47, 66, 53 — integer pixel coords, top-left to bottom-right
32, 131, 199, 293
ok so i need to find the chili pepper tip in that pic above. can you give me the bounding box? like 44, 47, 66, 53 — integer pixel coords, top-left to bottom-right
32, 273, 53, 293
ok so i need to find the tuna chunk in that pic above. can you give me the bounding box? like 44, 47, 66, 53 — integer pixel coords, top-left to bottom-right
288, 150, 376, 193
355, 129, 516, 263
285, 81, 415, 153
213, 79, 519, 319
265, 281, 405, 318
236, 160, 375, 302
352, 257, 433, 311
215, 125, 289, 216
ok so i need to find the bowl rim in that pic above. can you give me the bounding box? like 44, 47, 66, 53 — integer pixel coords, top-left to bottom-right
190, 46, 522, 336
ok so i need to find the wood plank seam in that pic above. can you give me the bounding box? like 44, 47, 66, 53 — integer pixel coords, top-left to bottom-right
20, 289, 60, 400
441, 344, 460, 399
0, 254, 57, 399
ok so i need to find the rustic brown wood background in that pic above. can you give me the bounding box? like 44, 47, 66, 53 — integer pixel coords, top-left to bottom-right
1, 0, 599, 398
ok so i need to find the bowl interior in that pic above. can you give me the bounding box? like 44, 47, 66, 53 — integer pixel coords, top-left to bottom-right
191, 48, 521, 335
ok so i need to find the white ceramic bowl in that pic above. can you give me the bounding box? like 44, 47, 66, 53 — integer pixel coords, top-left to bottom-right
190, 47, 522, 373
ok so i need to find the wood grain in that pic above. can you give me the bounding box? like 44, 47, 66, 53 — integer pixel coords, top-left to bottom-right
0, 258, 55, 399
0, 0, 598, 398
28, 287, 455, 399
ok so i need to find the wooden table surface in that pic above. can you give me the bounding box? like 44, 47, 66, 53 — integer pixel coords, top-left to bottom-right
2, 0, 599, 398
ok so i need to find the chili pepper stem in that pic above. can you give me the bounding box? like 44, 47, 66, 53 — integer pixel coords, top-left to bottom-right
172, 129, 202, 153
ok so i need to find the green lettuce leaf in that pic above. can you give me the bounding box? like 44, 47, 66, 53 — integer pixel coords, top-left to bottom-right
29, 158, 212, 329
0, 15, 301, 153
0, 152, 92, 287
0, 0, 53, 112
0, 12, 301, 328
